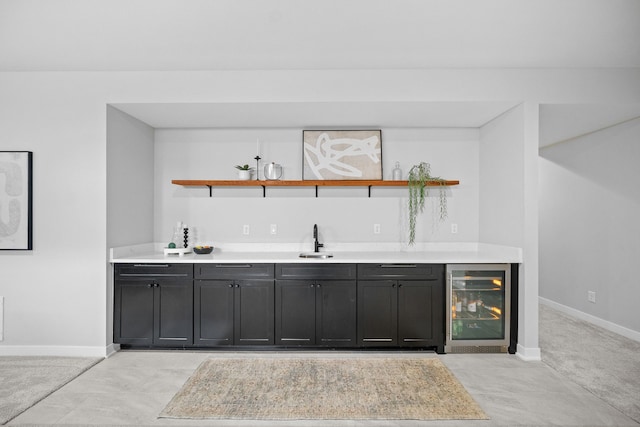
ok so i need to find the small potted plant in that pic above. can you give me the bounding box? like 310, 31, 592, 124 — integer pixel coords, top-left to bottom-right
235, 164, 253, 180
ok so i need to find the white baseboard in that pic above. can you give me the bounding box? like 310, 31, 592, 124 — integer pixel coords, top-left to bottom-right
105, 343, 120, 357
516, 344, 541, 361
540, 297, 640, 343
0, 345, 116, 358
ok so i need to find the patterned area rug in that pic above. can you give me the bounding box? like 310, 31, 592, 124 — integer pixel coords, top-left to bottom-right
160, 357, 488, 420
0, 356, 101, 424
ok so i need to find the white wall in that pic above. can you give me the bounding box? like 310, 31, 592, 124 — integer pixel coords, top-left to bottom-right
479, 105, 525, 247
1, 68, 639, 356
154, 127, 479, 247
0, 73, 110, 355
107, 106, 155, 248
539, 117, 640, 336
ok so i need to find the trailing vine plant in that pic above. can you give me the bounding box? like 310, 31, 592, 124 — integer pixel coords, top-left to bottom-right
407, 162, 448, 245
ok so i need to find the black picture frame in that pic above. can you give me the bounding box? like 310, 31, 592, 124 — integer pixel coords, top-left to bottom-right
0, 151, 33, 250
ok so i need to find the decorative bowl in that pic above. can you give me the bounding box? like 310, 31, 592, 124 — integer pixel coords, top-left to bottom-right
193, 246, 213, 254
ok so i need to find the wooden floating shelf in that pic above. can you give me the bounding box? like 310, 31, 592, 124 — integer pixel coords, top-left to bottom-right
171, 179, 460, 187
171, 179, 460, 197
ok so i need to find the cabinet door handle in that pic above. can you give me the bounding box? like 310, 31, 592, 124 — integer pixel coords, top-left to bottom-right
215, 264, 252, 268
380, 264, 417, 268
391, 283, 396, 288
228, 284, 234, 288
310, 284, 315, 288
147, 283, 154, 288
134, 264, 170, 268
235, 284, 240, 288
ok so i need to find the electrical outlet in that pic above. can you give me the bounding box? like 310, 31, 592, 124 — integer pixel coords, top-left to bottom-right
373, 224, 381, 234
270, 224, 277, 235
587, 291, 596, 303
242, 225, 250, 235
451, 223, 458, 234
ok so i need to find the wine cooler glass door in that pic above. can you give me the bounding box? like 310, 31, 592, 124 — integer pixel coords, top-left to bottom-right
447, 264, 510, 349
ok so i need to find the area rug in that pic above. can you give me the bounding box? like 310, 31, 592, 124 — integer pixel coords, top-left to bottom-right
0, 356, 101, 425
160, 357, 488, 420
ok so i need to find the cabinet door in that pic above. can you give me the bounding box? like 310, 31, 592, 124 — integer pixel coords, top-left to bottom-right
275, 280, 316, 345
114, 279, 155, 345
397, 280, 442, 347
357, 280, 398, 346
235, 280, 274, 345
194, 280, 235, 346
154, 278, 193, 346
316, 281, 357, 347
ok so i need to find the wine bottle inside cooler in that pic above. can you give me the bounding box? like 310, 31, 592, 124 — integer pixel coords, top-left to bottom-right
467, 292, 477, 314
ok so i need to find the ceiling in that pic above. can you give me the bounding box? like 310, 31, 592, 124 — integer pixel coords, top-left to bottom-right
4, 0, 640, 145
1, 0, 639, 71
539, 104, 640, 147
111, 101, 521, 129
113, 101, 640, 147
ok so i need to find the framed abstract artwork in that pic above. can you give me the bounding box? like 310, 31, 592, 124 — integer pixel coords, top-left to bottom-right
0, 151, 33, 250
302, 130, 382, 180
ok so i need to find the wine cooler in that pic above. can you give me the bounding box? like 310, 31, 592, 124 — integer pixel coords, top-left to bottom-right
446, 264, 511, 353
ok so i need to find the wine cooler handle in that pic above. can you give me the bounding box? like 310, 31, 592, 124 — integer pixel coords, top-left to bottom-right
448, 271, 453, 341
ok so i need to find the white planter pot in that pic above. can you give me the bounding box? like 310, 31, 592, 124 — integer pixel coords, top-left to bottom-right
238, 169, 252, 180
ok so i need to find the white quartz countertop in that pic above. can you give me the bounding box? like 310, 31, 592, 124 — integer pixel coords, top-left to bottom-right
110, 242, 522, 264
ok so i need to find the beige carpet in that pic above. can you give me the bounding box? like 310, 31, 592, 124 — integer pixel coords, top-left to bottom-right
0, 356, 101, 425
160, 357, 488, 420
539, 304, 640, 423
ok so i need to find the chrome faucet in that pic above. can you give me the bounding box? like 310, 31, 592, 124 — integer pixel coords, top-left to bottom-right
313, 224, 324, 253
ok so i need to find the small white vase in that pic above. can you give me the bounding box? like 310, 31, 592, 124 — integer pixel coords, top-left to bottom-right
238, 169, 252, 180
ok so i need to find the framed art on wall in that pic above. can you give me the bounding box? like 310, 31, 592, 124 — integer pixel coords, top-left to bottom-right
0, 151, 33, 250
303, 130, 382, 180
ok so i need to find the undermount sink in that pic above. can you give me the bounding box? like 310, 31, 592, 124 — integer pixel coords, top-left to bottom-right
299, 253, 333, 259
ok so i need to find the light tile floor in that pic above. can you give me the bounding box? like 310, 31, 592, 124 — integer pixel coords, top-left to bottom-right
9, 349, 639, 426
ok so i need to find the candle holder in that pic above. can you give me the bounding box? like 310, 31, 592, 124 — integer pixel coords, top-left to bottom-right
254, 155, 261, 180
